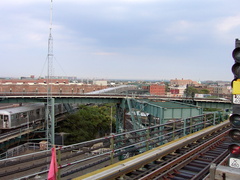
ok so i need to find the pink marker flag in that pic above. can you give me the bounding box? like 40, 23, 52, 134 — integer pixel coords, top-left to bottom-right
48, 147, 58, 180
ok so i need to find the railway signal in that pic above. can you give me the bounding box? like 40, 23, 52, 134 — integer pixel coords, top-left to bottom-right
229, 39, 240, 168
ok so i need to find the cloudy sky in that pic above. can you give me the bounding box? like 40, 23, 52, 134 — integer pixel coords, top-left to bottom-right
0, 0, 239, 81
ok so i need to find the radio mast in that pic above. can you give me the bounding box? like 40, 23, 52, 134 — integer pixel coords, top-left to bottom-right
48, 0, 53, 84
46, 0, 55, 148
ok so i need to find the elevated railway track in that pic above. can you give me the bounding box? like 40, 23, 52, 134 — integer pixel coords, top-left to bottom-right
0, 116, 230, 180
76, 120, 230, 180
0, 92, 231, 102
0, 113, 68, 154
137, 128, 229, 180
0, 93, 231, 116
0, 93, 232, 179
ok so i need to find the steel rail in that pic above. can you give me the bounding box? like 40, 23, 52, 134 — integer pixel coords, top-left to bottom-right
0, 92, 231, 103
76, 121, 229, 180
139, 130, 229, 180
0, 118, 229, 179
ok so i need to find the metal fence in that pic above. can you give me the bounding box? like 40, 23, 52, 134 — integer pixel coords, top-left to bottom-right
0, 111, 229, 179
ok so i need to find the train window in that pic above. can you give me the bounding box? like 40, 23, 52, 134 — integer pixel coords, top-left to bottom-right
20, 112, 27, 118
36, 109, 40, 115
23, 112, 27, 118
4, 115, 8, 121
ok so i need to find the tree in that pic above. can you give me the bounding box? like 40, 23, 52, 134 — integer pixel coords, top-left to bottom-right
57, 104, 116, 145
199, 89, 210, 94
164, 82, 170, 92
184, 86, 198, 98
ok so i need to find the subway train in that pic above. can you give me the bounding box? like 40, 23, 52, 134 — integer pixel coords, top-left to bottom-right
0, 103, 70, 131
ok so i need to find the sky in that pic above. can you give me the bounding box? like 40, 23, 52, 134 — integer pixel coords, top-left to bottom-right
0, 0, 240, 81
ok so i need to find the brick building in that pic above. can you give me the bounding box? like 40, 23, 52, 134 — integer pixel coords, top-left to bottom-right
149, 84, 165, 96
169, 86, 186, 97
212, 85, 232, 97
0, 78, 70, 85
170, 89, 179, 95
0, 79, 107, 94
170, 78, 199, 87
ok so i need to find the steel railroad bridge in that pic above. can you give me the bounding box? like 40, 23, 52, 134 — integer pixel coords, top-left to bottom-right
0, 93, 231, 109
0, 93, 232, 131
0, 93, 231, 152
0, 93, 233, 179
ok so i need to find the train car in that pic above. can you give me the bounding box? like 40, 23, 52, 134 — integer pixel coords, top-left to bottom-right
0, 103, 45, 130
0, 103, 76, 131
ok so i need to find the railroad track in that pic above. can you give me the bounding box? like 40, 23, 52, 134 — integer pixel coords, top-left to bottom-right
0, 120, 230, 180
77, 121, 230, 180
0, 114, 67, 153
118, 126, 230, 180
0, 136, 115, 180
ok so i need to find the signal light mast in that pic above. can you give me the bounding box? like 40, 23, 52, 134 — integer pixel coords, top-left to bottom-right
229, 39, 240, 168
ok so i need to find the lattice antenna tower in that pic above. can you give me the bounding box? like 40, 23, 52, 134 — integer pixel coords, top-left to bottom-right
46, 0, 55, 148
48, 0, 53, 90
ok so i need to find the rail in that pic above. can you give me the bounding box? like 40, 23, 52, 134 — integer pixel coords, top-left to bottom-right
0, 112, 227, 179
139, 129, 230, 179
77, 120, 230, 180
0, 92, 231, 103
0, 113, 68, 156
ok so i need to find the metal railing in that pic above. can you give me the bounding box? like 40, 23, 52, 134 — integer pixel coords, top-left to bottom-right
0, 111, 229, 179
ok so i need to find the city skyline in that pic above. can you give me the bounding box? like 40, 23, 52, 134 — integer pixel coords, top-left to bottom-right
0, 0, 239, 81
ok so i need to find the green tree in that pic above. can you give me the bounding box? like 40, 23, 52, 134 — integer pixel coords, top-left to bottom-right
58, 104, 116, 144
199, 89, 210, 94
184, 86, 198, 98
165, 82, 170, 92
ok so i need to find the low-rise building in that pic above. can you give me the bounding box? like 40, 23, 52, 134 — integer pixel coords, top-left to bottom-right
169, 86, 186, 97
170, 78, 200, 87
93, 80, 108, 86
149, 83, 165, 96
0, 78, 107, 94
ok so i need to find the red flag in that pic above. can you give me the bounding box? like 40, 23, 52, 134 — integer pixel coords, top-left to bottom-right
48, 147, 58, 180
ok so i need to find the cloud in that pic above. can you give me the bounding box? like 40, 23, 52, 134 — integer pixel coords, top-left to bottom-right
166, 20, 194, 34
93, 52, 117, 56
0, 0, 45, 7
0, 14, 48, 47
216, 15, 240, 33
56, 0, 162, 4
0, 0, 237, 81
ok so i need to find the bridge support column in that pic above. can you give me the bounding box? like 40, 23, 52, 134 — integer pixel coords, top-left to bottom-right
116, 99, 126, 133
45, 98, 55, 148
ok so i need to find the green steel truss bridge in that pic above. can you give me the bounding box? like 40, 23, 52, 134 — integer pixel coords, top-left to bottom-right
0, 93, 231, 147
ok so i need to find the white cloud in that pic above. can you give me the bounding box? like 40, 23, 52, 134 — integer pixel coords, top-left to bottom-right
0, 0, 42, 6
56, 0, 161, 4
166, 20, 196, 34
0, 0, 236, 81
93, 52, 117, 56
216, 15, 240, 34
119, 0, 162, 3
